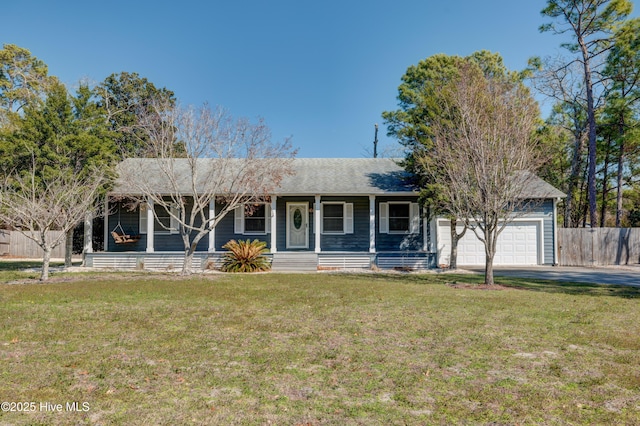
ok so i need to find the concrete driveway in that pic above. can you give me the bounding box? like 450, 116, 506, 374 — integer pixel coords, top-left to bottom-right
472, 266, 640, 287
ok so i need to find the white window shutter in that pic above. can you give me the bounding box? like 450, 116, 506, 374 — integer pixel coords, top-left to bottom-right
265, 203, 271, 233
410, 203, 420, 234
139, 204, 148, 234
345, 203, 354, 234
170, 204, 180, 234
234, 205, 244, 234
379, 202, 388, 234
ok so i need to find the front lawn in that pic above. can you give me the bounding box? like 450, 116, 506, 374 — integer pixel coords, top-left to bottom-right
1, 270, 639, 424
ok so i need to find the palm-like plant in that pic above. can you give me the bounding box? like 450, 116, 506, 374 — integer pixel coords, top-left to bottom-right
221, 239, 271, 272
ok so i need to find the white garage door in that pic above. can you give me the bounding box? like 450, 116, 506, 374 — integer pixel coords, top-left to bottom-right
440, 221, 540, 266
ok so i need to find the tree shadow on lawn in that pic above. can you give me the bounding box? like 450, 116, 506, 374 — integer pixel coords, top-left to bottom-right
497, 277, 640, 299
0, 260, 49, 271
357, 272, 640, 299
0, 260, 82, 272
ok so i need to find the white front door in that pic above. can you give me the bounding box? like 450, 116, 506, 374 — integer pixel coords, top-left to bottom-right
287, 203, 309, 249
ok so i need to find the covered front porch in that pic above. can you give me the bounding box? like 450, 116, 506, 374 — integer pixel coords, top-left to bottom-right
100, 195, 432, 253
88, 193, 436, 269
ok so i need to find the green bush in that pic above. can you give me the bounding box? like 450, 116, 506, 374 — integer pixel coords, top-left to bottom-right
221, 239, 271, 272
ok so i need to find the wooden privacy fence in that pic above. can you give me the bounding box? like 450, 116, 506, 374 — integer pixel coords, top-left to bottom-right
0, 230, 66, 258
558, 228, 640, 266
0, 229, 8, 255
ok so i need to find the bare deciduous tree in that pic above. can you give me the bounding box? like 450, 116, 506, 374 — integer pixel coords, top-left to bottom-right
417, 63, 544, 285
115, 102, 296, 275
529, 57, 592, 227
0, 159, 108, 280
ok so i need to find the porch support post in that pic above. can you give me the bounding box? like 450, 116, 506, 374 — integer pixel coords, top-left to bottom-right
208, 199, 216, 253
270, 196, 277, 253
314, 195, 321, 253
146, 198, 154, 253
103, 196, 109, 252
84, 212, 93, 254
369, 195, 376, 253
430, 217, 437, 253
422, 206, 429, 252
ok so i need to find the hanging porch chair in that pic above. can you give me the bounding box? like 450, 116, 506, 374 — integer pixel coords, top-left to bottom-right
110, 202, 141, 244
111, 223, 141, 244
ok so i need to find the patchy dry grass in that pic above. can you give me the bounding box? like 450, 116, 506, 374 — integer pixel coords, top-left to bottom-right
0, 268, 639, 424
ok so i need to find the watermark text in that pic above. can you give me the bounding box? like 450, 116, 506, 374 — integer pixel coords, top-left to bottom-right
1, 401, 90, 412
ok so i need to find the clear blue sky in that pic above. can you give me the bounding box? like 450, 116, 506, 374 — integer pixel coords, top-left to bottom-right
4, 1, 634, 157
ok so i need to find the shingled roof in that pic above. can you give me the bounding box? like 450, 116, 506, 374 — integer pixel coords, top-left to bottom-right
112, 158, 564, 198
277, 158, 416, 195
516, 170, 566, 199
112, 158, 417, 196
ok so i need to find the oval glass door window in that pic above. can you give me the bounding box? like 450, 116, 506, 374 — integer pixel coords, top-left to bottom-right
293, 208, 302, 229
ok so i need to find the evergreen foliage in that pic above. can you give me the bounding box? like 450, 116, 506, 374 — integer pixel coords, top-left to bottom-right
95, 72, 176, 158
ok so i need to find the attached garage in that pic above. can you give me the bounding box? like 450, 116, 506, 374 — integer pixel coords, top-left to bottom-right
437, 219, 543, 266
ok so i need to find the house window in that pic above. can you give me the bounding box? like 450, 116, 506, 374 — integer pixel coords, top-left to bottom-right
139, 203, 179, 234
389, 203, 410, 233
155, 208, 173, 231
321, 202, 353, 234
244, 203, 266, 234
235, 203, 270, 235
323, 203, 344, 233
379, 202, 420, 234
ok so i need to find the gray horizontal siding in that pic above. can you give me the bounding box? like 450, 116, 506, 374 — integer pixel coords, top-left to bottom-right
526, 199, 555, 265
375, 196, 423, 251
319, 196, 370, 252
213, 202, 270, 251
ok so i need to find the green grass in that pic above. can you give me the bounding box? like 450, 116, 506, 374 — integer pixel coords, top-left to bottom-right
0, 267, 639, 424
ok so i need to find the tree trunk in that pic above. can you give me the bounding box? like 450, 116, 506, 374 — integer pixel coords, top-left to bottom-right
450, 219, 459, 269
65, 228, 73, 269
579, 37, 598, 227
600, 142, 611, 227
578, 164, 589, 227
182, 240, 199, 276
182, 249, 194, 275
564, 130, 585, 228
483, 227, 497, 286
181, 230, 207, 275
41, 246, 51, 281
449, 218, 467, 270
484, 253, 495, 286
616, 113, 626, 227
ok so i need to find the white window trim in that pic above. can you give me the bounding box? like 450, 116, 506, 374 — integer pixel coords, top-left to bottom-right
235, 202, 271, 235
321, 202, 354, 235
139, 203, 179, 235
379, 201, 420, 235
